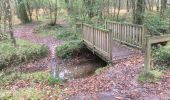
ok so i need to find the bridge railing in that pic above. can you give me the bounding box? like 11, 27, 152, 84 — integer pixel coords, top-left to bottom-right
106, 21, 145, 49
82, 23, 112, 61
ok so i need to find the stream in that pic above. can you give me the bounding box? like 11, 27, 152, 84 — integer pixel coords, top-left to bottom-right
51, 50, 107, 81
14, 24, 107, 81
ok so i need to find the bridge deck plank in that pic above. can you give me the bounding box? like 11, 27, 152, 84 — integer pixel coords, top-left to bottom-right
111, 41, 141, 61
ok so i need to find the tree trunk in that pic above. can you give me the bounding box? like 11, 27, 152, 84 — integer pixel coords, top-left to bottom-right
116, 0, 121, 21
133, 0, 145, 25
83, 0, 95, 18
6, 0, 16, 46
17, 0, 30, 24
160, 0, 167, 17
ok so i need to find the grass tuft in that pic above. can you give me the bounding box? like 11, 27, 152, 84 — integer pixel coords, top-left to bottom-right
138, 70, 163, 83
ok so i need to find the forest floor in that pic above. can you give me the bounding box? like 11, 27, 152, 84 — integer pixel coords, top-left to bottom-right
1, 23, 170, 100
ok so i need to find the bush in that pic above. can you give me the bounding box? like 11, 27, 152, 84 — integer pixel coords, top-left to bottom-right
57, 31, 80, 41
0, 39, 48, 70
138, 70, 163, 83
36, 23, 81, 41
0, 33, 7, 41
56, 40, 84, 59
48, 75, 62, 85
144, 12, 169, 35
153, 42, 170, 65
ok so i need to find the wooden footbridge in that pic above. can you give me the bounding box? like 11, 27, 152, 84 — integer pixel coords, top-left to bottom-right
82, 21, 145, 62
81, 20, 170, 73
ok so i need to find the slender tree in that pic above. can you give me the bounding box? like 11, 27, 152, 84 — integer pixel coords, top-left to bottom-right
133, 0, 145, 25
17, 0, 30, 24
6, 0, 16, 46
160, 0, 167, 17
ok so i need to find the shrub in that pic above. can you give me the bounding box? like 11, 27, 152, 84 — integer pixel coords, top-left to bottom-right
57, 31, 80, 41
0, 71, 19, 86
0, 39, 48, 70
153, 42, 170, 65
138, 70, 163, 83
56, 40, 84, 59
144, 12, 169, 35
0, 33, 7, 41
36, 23, 81, 41
48, 75, 62, 85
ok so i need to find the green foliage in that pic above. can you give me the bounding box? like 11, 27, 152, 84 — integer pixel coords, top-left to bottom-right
36, 23, 81, 41
95, 67, 105, 75
138, 70, 163, 83
21, 71, 50, 83
144, 12, 169, 35
0, 39, 48, 70
0, 88, 44, 99
48, 75, 62, 85
0, 33, 7, 41
0, 71, 19, 86
153, 42, 170, 65
56, 40, 83, 59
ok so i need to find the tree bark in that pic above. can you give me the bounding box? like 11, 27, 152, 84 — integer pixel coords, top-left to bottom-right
17, 0, 30, 24
160, 0, 167, 17
133, 0, 145, 25
6, 0, 16, 46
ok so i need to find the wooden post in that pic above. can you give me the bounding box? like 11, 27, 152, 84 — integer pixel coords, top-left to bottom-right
105, 20, 107, 29
109, 29, 113, 62
144, 35, 151, 73
142, 26, 147, 52
81, 23, 84, 39
92, 27, 95, 54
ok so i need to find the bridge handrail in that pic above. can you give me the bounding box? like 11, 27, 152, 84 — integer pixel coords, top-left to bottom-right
106, 21, 143, 28
82, 23, 112, 61
106, 20, 146, 50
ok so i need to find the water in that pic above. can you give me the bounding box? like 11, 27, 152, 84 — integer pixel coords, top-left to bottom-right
50, 54, 107, 81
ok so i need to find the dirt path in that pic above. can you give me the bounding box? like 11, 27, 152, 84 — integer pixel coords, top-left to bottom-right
14, 23, 63, 72
64, 55, 170, 100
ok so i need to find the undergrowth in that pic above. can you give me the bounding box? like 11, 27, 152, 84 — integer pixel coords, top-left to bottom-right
153, 42, 170, 69
0, 71, 62, 87
56, 40, 84, 59
0, 39, 48, 70
138, 70, 163, 83
35, 23, 81, 41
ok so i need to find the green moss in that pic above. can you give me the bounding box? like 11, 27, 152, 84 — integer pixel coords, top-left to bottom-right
138, 70, 163, 83
56, 40, 84, 59
0, 39, 48, 70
